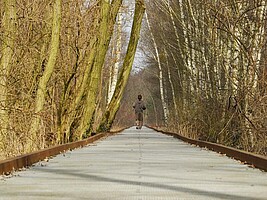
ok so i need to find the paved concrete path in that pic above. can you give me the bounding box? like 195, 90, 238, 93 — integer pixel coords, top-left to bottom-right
0, 127, 266, 200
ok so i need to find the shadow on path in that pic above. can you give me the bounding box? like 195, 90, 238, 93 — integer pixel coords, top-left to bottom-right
33, 167, 262, 200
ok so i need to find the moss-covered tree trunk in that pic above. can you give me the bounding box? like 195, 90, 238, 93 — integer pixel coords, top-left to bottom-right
60, 10, 100, 143
0, 0, 16, 150
28, 0, 61, 150
98, 0, 146, 132
75, 0, 122, 139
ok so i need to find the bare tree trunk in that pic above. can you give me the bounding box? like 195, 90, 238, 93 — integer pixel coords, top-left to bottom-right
77, 0, 122, 139
164, 46, 178, 124
167, 0, 188, 69
29, 0, 61, 150
108, 9, 122, 105
145, 11, 169, 125
0, 0, 16, 150
98, 0, 146, 131
245, 1, 266, 148
63, 10, 100, 142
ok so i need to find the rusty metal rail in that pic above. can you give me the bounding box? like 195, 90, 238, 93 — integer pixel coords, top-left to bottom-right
0, 129, 124, 175
149, 126, 267, 172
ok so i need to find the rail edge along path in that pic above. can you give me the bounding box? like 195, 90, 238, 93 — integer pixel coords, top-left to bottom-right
149, 126, 267, 172
0, 128, 126, 175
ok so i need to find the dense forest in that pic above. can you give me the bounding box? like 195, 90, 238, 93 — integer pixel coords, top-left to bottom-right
0, 0, 266, 159
116, 0, 267, 156
0, 0, 145, 158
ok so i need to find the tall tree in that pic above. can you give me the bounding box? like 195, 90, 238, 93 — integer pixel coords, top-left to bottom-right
144, 10, 169, 125
98, 0, 146, 131
76, 0, 122, 138
107, 9, 122, 105
29, 0, 61, 150
0, 0, 16, 151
